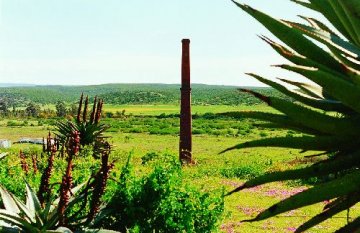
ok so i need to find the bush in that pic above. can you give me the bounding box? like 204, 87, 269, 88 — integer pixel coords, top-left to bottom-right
220, 165, 264, 179
95, 153, 224, 232
6, 120, 27, 127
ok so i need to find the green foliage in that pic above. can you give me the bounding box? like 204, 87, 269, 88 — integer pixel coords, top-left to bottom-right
0, 181, 87, 233
55, 101, 67, 117
95, 153, 224, 233
104, 113, 259, 137
6, 121, 28, 127
225, 0, 360, 232
25, 102, 41, 118
0, 84, 290, 106
219, 165, 264, 180
55, 95, 109, 157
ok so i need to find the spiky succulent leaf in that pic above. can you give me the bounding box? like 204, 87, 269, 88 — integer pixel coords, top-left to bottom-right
227, 150, 360, 196
228, 0, 360, 231
295, 193, 360, 232
291, 0, 318, 11
246, 73, 349, 112
0, 186, 20, 215
310, 0, 355, 43
0, 183, 91, 232
0, 153, 8, 160
231, 1, 343, 71
25, 182, 42, 224
244, 171, 360, 222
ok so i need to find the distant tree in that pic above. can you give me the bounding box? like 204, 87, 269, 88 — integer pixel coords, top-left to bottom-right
68, 103, 78, 117
0, 100, 8, 115
25, 102, 40, 117
55, 101, 67, 117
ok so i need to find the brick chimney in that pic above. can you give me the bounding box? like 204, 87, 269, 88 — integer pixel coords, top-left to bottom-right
179, 39, 192, 164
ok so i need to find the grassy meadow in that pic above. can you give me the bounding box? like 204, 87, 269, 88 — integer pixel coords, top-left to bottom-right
0, 104, 357, 232
38, 103, 276, 115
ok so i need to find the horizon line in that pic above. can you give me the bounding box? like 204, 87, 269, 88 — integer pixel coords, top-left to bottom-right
0, 82, 269, 88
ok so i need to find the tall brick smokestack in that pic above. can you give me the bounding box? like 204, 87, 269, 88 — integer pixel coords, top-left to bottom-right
179, 39, 192, 164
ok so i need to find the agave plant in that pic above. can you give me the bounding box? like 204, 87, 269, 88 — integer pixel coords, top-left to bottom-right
222, 0, 360, 232
0, 181, 83, 232
0, 182, 119, 233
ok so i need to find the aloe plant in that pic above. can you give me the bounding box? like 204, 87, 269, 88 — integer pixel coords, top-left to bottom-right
0, 182, 119, 233
56, 94, 109, 154
0, 181, 82, 232
223, 0, 360, 232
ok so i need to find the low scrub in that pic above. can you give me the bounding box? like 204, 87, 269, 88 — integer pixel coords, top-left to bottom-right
95, 153, 224, 233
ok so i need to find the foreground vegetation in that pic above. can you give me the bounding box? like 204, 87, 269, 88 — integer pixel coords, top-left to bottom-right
224, 0, 360, 232
0, 102, 357, 232
2, 0, 360, 231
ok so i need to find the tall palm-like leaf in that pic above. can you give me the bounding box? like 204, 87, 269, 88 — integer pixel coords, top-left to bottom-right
224, 1, 360, 232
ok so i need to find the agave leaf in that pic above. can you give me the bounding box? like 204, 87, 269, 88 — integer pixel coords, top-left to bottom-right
246, 73, 349, 112
309, 0, 352, 41
0, 153, 8, 160
277, 78, 324, 99
328, 0, 360, 45
0, 186, 20, 215
295, 193, 360, 232
24, 182, 44, 226
25, 182, 41, 217
280, 64, 360, 113
41, 199, 53, 223
335, 216, 360, 233
43, 211, 59, 231
219, 111, 307, 127
0, 209, 21, 225
219, 111, 323, 135
0, 226, 21, 233
1, 182, 40, 225
338, 0, 360, 44
0, 209, 37, 232
291, 0, 318, 11
259, 35, 355, 83
244, 170, 360, 222
227, 150, 360, 196
285, 20, 360, 61
299, 15, 340, 36
253, 122, 322, 135
0, 217, 23, 231
220, 135, 348, 154
231, 1, 343, 72
239, 89, 360, 136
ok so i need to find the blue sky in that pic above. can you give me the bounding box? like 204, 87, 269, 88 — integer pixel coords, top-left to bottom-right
0, 1, 319, 86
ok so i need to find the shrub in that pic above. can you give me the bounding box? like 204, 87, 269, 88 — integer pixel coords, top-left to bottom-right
220, 165, 264, 179
7, 120, 23, 127
95, 153, 224, 232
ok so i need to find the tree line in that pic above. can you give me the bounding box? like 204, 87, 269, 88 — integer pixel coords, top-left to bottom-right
0, 84, 290, 107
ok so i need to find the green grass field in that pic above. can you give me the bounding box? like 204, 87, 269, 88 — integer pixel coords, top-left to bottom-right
103, 103, 276, 115
39, 103, 276, 115
0, 104, 356, 232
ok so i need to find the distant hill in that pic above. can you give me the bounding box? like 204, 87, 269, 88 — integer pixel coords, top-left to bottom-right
0, 83, 35, 87
0, 83, 286, 106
